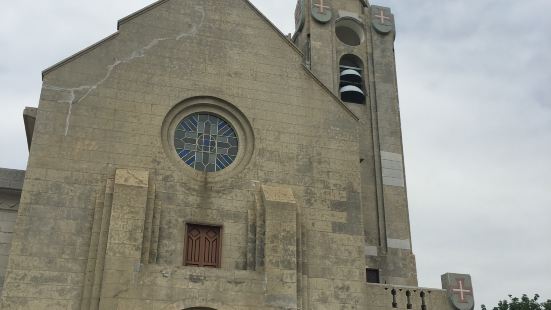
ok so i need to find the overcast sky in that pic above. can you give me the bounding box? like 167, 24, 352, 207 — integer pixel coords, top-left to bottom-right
1, 0, 550, 307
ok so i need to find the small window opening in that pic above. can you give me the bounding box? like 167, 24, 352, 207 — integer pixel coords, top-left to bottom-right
335, 19, 365, 46
185, 224, 222, 268
366, 268, 380, 283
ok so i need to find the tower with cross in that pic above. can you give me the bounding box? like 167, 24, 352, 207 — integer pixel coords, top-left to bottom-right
293, 0, 417, 287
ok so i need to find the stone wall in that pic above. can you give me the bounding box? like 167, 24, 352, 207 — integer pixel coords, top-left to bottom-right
0, 169, 24, 296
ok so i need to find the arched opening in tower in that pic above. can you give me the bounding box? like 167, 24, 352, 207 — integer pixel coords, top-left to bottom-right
339, 54, 366, 104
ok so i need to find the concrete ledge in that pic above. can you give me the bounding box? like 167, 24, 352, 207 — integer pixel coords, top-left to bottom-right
23, 107, 37, 151
0, 169, 25, 190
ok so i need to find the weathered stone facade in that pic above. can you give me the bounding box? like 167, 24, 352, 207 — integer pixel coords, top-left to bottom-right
0, 169, 25, 297
0, 0, 473, 309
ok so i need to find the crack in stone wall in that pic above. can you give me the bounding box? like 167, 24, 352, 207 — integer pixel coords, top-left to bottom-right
42, 4, 205, 136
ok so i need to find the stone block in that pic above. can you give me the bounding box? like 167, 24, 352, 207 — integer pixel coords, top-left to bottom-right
115, 169, 149, 188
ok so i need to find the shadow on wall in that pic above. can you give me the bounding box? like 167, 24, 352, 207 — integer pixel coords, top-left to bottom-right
161, 300, 222, 310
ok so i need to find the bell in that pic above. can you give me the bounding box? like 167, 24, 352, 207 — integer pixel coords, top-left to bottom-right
340, 69, 362, 84
340, 85, 365, 104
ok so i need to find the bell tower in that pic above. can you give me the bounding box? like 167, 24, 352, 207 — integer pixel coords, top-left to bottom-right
293, 0, 418, 286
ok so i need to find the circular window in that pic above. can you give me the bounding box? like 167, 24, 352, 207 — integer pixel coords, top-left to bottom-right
174, 113, 238, 172
162, 96, 254, 182
335, 19, 365, 46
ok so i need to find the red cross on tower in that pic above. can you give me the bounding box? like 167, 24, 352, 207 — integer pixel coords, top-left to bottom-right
374, 9, 391, 24
313, 0, 330, 14
451, 279, 473, 303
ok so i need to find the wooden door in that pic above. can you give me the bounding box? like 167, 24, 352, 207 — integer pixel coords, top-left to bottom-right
185, 224, 221, 268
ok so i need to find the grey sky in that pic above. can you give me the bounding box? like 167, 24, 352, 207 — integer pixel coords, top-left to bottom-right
1, 0, 550, 307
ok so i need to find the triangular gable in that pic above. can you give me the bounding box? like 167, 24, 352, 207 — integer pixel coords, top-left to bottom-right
43, 0, 301, 78
41, 0, 358, 121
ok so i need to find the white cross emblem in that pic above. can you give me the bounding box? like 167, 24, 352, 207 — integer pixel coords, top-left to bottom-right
313, 0, 330, 14
374, 9, 391, 24
452, 279, 473, 303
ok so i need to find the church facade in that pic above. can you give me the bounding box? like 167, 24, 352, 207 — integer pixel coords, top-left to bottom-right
0, 0, 474, 309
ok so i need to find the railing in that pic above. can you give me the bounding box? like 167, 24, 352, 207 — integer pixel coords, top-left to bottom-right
366, 283, 448, 310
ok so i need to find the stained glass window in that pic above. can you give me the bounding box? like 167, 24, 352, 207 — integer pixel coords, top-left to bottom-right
174, 113, 238, 172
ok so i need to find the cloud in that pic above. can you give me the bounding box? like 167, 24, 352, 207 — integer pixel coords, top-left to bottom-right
380, 0, 551, 305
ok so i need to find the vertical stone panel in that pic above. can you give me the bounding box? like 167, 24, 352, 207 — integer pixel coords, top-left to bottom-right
262, 185, 298, 309
148, 198, 162, 264
141, 182, 156, 264
99, 169, 149, 308
79, 181, 108, 310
